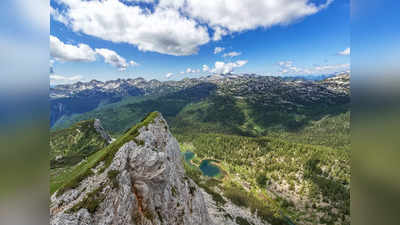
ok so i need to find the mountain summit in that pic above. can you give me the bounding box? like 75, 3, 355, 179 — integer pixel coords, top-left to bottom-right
50, 112, 212, 225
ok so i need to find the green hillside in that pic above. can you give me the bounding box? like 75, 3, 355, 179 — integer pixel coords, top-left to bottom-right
50, 112, 159, 195
179, 133, 350, 225
50, 119, 110, 168
50, 119, 110, 187
51, 91, 350, 150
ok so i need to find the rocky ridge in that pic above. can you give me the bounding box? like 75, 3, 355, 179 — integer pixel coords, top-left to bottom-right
50, 112, 212, 225
94, 119, 112, 144
50, 73, 349, 100
50, 73, 350, 126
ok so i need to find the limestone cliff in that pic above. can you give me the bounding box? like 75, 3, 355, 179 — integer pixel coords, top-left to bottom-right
50, 112, 212, 225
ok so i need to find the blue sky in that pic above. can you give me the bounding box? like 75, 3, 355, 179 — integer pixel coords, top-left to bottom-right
50, 0, 350, 84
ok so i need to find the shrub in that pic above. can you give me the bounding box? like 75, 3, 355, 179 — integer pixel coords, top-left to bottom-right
235, 216, 252, 225
68, 185, 105, 214
107, 170, 119, 189
256, 174, 268, 188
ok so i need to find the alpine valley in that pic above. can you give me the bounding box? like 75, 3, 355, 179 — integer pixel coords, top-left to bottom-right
50, 73, 350, 225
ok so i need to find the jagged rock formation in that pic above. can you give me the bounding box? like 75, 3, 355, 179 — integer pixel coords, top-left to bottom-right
202, 189, 269, 225
50, 112, 212, 225
94, 119, 112, 144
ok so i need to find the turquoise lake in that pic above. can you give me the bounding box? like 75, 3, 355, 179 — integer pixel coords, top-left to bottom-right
184, 151, 221, 177
199, 160, 221, 177
184, 151, 195, 164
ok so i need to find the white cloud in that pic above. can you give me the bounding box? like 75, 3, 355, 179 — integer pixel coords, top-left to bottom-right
158, 0, 185, 8
125, 0, 155, 3
95, 48, 129, 71
50, 74, 83, 84
52, 0, 332, 56
166, 72, 174, 78
50, 6, 68, 24
338, 47, 350, 56
182, 67, 202, 74
277, 60, 350, 75
212, 26, 228, 41
56, 0, 210, 56
50, 35, 138, 71
202, 64, 209, 72
130, 60, 139, 66
211, 60, 248, 74
278, 61, 293, 67
182, 0, 333, 32
223, 51, 241, 58
214, 47, 224, 54
50, 35, 96, 62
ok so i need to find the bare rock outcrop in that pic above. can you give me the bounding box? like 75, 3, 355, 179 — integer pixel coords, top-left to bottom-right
50, 112, 212, 225
93, 119, 112, 144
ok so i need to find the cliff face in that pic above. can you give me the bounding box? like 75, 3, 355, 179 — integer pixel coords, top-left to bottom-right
50, 112, 212, 225
93, 119, 112, 144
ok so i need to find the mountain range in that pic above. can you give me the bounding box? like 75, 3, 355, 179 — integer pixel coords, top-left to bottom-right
50, 73, 350, 225
50, 73, 349, 134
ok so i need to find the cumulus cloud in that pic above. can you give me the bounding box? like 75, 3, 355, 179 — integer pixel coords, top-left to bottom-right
338, 47, 350, 56
212, 26, 228, 41
202, 64, 209, 72
52, 0, 332, 55
55, 0, 209, 56
95, 48, 129, 71
223, 51, 241, 58
211, 60, 248, 74
50, 74, 83, 84
181, 67, 202, 74
50, 35, 139, 71
186, 68, 194, 73
182, 0, 333, 32
166, 72, 174, 78
50, 35, 96, 62
214, 47, 224, 54
50, 6, 68, 24
125, 0, 155, 3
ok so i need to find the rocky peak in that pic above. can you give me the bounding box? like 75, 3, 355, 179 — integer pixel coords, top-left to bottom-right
93, 119, 112, 144
50, 112, 212, 225
320, 72, 350, 94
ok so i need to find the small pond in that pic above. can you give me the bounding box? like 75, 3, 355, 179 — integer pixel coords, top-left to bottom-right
199, 159, 221, 177
184, 151, 195, 164
183, 151, 221, 177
